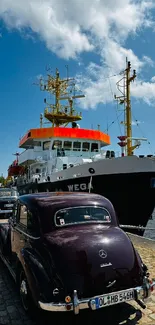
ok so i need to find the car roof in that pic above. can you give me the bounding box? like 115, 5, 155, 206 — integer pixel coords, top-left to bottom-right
19, 191, 110, 204
18, 192, 118, 229
19, 191, 116, 215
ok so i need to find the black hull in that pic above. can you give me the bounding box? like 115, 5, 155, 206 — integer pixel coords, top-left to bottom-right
17, 172, 155, 236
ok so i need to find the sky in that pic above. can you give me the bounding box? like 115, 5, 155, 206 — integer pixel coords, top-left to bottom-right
0, 0, 155, 177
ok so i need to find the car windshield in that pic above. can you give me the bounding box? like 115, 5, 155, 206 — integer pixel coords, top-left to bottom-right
55, 206, 111, 227
0, 188, 18, 198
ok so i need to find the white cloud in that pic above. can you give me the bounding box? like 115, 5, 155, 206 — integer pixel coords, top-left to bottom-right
0, 0, 93, 59
101, 40, 144, 71
143, 55, 154, 67
131, 80, 155, 105
76, 40, 155, 109
0, 0, 155, 106
0, 0, 154, 59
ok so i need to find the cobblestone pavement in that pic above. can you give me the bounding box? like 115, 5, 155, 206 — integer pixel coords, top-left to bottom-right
0, 233, 155, 325
127, 233, 155, 325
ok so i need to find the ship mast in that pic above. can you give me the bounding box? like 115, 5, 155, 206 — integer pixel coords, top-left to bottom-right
13, 152, 20, 164
125, 60, 137, 155
115, 58, 137, 156
36, 67, 85, 127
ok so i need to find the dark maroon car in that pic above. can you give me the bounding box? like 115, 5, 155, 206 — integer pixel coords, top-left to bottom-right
0, 191, 154, 315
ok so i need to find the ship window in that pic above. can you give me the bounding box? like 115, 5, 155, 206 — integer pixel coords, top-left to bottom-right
91, 143, 98, 152
36, 168, 41, 173
52, 140, 62, 150
73, 141, 81, 151
64, 141, 72, 150
34, 141, 41, 147
82, 142, 90, 151
43, 141, 51, 150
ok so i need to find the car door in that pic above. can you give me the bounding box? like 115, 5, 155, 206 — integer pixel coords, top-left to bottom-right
11, 203, 28, 263
11, 202, 41, 260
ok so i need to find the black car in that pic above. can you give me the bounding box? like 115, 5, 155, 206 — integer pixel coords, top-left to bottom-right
0, 191, 154, 315
0, 187, 18, 219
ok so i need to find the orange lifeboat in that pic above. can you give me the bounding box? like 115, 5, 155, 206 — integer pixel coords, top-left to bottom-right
8, 153, 25, 177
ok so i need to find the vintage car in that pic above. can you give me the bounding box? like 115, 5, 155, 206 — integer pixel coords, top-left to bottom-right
0, 187, 18, 219
0, 191, 154, 315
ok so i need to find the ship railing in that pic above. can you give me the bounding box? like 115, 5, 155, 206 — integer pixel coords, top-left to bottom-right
120, 224, 155, 231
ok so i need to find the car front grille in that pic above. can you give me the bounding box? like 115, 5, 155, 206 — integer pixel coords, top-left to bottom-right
0, 199, 16, 218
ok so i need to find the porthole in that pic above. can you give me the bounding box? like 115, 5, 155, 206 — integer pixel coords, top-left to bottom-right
89, 168, 95, 174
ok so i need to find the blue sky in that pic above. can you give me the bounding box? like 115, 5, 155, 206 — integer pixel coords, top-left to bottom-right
0, 0, 155, 177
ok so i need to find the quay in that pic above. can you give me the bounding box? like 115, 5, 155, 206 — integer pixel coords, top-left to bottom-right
126, 233, 155, 324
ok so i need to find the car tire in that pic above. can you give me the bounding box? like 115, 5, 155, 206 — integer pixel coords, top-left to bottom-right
19, 268, 34, 313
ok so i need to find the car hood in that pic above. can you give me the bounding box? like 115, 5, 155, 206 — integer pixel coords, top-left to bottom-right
44, 224, 143, 298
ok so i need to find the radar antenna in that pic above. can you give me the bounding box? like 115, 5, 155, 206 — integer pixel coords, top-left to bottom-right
35, 68, 85, 127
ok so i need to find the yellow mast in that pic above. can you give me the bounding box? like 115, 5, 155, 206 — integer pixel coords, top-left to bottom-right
125, 60, 136, 155
36, 67, 85, 127
115, 58, 137, 156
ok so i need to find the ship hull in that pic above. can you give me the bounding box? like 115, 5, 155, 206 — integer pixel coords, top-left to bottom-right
17, 171, 155, 236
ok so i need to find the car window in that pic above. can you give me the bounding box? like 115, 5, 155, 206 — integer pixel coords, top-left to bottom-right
19, 205, 27, 227
0, 188, 18, 198
13, 201, 20, 223
27, 210, 40, 236
18, 205, 40, 236
55, 206, 111, 227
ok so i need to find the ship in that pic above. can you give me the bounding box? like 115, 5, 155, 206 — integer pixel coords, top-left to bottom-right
8, 60, 155, 235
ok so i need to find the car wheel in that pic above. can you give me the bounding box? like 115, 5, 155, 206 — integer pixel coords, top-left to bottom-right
19, 269, 32, 312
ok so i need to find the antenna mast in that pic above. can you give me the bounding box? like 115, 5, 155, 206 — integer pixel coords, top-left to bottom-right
13, 152, 19, 164
115, 58, 137, 156
126, 59, 136, 155
36, 68, 85, 127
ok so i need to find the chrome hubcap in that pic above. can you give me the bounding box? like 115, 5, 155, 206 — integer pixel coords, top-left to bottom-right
20, 277, 29, 310
20, 279, 27, 295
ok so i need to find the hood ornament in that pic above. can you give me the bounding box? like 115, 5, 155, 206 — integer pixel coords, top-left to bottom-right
99, 249, 107, 259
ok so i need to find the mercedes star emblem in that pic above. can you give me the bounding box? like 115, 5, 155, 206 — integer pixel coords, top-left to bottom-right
99, 249, 107, 258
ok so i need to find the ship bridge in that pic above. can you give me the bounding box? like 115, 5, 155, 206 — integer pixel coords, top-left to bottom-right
18, 126, 110, 166
19, 127, 110, 149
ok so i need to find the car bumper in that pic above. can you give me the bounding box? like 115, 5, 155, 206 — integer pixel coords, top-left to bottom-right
0, 210, 13, 214
38, 277, 155, 315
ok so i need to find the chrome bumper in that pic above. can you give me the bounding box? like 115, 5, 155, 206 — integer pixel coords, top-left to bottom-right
38, 277, 155, 315
0, 210, 12, 214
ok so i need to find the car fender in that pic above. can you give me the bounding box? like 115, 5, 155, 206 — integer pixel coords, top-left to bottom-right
17, 247, 55, 304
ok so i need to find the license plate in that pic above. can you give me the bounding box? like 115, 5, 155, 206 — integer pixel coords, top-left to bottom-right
4, 204, 13, 207
0, 210, 12, 213
93, 289, 134, 309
